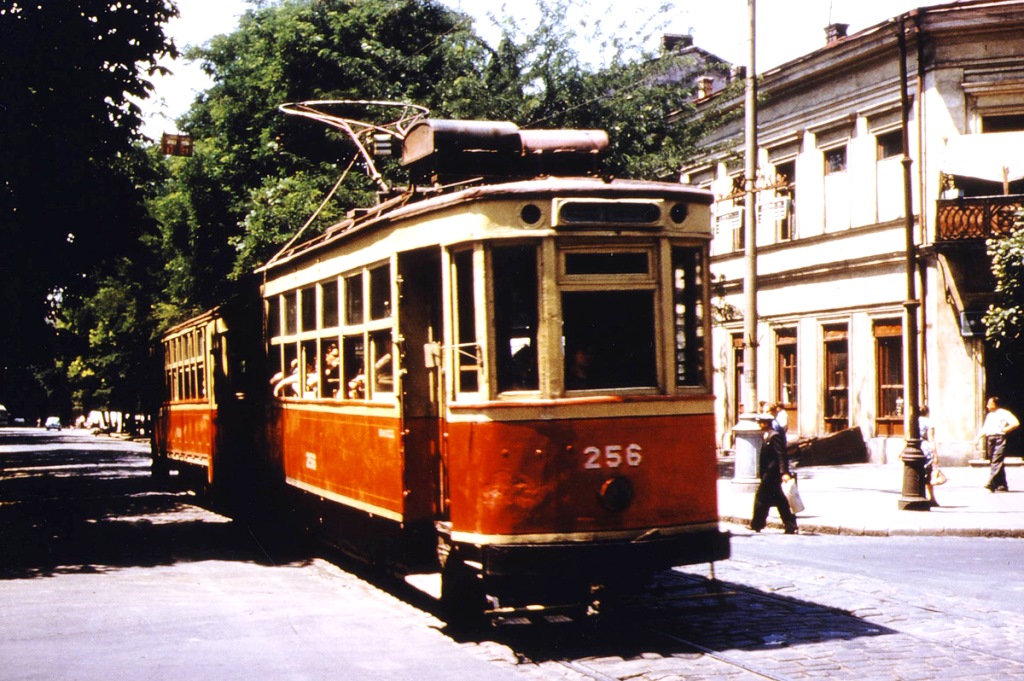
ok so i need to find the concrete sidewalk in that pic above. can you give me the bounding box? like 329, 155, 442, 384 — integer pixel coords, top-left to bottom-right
718, 463, 1024, 537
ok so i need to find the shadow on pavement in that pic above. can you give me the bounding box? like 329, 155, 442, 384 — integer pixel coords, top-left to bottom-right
445, 570, 893, 666
0, 431, 312, 579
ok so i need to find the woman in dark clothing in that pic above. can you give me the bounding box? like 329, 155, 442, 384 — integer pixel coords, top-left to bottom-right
749, 413, 799, 534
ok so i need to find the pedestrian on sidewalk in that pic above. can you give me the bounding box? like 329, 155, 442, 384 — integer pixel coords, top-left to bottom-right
749, 413, 798, 534
974, 396, 1019, 492
919, 405, 939, 506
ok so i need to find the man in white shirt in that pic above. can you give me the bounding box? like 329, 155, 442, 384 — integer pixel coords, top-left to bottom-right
975, 396, 1019, 492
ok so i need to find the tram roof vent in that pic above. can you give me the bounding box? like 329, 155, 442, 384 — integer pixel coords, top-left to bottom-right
401, 119, 608, 184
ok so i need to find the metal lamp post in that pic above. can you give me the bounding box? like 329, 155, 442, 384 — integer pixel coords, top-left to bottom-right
896, 17, 930, 511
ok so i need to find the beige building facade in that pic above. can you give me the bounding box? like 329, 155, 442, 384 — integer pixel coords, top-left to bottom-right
680, 1, 1024, 465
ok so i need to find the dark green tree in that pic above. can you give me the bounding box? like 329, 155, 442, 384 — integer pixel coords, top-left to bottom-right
0, 0, 178, 420
985, 214, 1024, 345
154, 0, 732, 325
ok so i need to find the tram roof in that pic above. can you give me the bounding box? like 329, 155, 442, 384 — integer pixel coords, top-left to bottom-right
256, 176, 713, 274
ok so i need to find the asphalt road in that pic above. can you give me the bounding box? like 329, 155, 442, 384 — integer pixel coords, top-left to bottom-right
5, 427, 1024, 681
0, 428, 524, 681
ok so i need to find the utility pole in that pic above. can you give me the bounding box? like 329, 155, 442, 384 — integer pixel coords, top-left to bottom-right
743, 0, 759, 413
731, 0, 761, 491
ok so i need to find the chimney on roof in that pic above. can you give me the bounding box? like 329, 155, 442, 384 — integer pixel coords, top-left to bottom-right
662, 34, 694, 52
825, 23, 850, 44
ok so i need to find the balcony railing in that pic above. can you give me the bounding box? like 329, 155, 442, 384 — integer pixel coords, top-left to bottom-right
935, 195, 1024, 242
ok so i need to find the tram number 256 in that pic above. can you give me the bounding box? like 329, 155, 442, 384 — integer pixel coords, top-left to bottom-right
583, 444, 643, 469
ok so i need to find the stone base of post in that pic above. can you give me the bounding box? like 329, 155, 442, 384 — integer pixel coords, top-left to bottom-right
898, 437, 931, 511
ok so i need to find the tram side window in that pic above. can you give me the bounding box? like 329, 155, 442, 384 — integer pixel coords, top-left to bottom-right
345, 273, 363, 325
370, 329, 394, 393
562, 290, 657, 390
322, 280, 339, 328
284, 291, 298, 335
343, 335, 365, 398
494, 245, 538, 392
673, 246, 707, 387
453, 250, 479, 393
163, 330, 206, 402
301, 287, 316, 332
196, 332, 206, 399
370, 264, 391, 320
267, 296, 281, 337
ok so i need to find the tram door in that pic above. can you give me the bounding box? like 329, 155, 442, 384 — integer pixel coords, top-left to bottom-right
397, 249, 446, 521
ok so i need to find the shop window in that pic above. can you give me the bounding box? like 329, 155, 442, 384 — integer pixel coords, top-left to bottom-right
823, 326, 849, 433
874, 321, 904, 437
776, 328, 797, 427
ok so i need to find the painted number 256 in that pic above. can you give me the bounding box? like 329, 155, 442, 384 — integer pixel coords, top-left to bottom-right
583, 444, 643, 469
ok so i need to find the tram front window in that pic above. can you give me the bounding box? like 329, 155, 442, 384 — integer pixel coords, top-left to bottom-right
562, 290, 656, 390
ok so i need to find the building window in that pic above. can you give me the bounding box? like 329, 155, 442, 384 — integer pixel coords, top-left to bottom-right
876, 129, 903, 160
876, 130, 905, 222
824, 145, 847, 174
776, 328, 797, 428
982, 114, 1024, 133
874, 320, 904, 437
824, 144, 851, 230
773, 160, 796, 241
823, 325, 849, 433
733, 334, 745, 422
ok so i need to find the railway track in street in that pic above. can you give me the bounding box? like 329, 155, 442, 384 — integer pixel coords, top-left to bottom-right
470, 561, 1024, 681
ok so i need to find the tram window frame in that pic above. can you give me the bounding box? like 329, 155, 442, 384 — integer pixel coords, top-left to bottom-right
672, 245, 708, 388
162, 327, 208, 403
340, 260, 394, 401
322, 279, 339, 328
492, 243, 540, 394
283, 291, 298, 335
300, 286, 317, 332
451, 248, 481, 396
266, 262, 395, 402
557, 243, 659, 393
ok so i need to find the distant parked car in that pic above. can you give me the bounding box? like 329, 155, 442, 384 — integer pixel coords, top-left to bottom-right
44, 416, 61, 431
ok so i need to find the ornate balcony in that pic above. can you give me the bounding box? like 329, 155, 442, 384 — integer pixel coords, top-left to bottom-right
935, 195, 1024, 242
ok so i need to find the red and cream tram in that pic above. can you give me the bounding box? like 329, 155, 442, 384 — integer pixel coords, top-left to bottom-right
155, 103, 728, 620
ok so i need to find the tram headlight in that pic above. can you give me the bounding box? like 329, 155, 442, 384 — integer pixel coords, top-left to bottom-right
597, 476, 634, 512
520, 203, 542, 225
670, 203, 689, 224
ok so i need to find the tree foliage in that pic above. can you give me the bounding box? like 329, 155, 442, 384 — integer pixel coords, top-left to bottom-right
0, 0, 177, 419
156, 0, 723, 324
985, 214, 1024, 346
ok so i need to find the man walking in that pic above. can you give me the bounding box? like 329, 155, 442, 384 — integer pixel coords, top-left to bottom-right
749, 413, 798, 534
975, 396, 1019, 492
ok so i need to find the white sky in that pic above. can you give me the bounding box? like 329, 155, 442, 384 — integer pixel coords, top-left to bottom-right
140, 0, 944, 139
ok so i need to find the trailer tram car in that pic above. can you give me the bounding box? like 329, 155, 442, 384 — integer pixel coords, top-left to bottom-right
155, 102, 729, 620
153, 298, 264, 502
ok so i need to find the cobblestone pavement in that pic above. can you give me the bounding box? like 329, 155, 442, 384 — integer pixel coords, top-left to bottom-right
457, 544, 1024, 681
